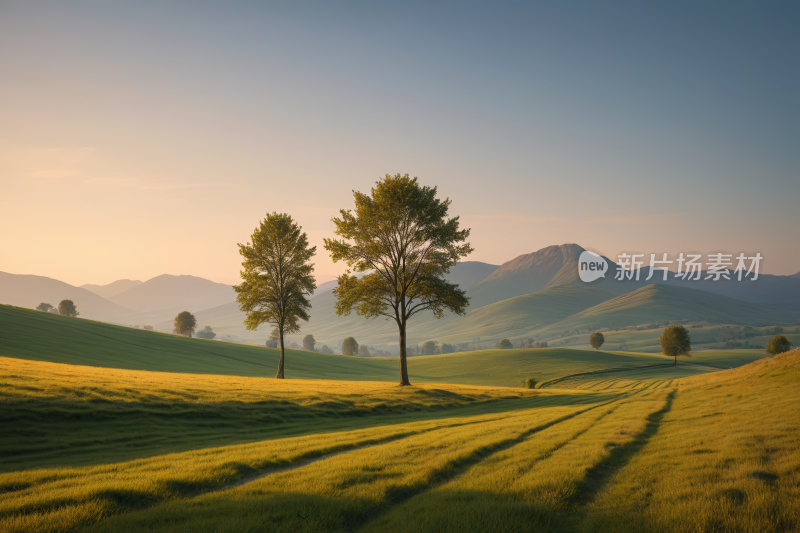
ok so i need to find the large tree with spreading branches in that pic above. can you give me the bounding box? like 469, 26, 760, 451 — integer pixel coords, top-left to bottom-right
324, 174, 472, 386
234, 212, 316, 379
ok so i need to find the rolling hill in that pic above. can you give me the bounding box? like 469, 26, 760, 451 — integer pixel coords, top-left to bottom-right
0, 271, 133, 319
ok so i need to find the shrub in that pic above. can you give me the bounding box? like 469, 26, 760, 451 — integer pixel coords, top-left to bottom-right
766, 335, 793, 356
524, 378, 537, 389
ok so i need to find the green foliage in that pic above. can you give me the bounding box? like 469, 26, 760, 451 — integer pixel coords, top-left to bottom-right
766, 335, 793, 356
265, 328, 279, 348
58, 299, 78, 317
234, 212, 316, 379
35, 302, 54, 313
196, 326, 216, 340
302, 334, 316, 351
173, 311, 197, 337
342, 337, 359, 356
659, 325, 691, 365
358, 345, 372, 357
590, 331, 605, 350
441, 343, 454, 354
324, 174, 472, 386
319, 344, 334, 354
498, 338, 512, 349
524, 377, 537, 389
422, 340, 438, 355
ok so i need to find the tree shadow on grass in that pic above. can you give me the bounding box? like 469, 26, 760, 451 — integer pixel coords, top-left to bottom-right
568, 390, 677, 509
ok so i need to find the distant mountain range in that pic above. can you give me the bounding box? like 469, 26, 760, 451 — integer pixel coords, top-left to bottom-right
2, 243, 798, 348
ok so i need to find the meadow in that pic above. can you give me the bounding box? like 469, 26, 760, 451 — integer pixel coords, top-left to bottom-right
2, 304, 797, 532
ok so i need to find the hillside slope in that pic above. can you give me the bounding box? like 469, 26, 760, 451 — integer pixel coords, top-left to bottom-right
80, 279, 143, 298
0, 272, 133, 319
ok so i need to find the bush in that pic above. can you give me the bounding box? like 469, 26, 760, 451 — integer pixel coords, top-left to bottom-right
143, 325, 153, 331
524, 378, 537, 389
497, 338, 512, 349
766, 335, 793, 356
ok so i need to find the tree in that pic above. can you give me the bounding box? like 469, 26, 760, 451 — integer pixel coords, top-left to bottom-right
173, 311, 197, 337
196, 326, 216, 339
58, 300, 79, 317
766, 335, 793, 356
266, 328, 279, 348
36, 302, 54, 313
498, 338, 512, 349
303, 334, 316, 351
342, 337, 359, 356
358, 345, 372, 357
659, 325, 691, 366
422, 340, 438, 355
234, 213, 316, 379
590, 332, 605, 350
525, 378, 537, 389
325, 174, 472, 386
441, 343, 454, 354
143, 325, 154, 330
319, 344, 334, 354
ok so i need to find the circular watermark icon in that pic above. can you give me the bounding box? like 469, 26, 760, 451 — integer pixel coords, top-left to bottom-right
578, 251, 608, 282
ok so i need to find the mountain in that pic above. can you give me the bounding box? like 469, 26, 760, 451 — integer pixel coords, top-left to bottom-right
107, 274, 236, 313
466, 244, 588, 309
539, 283, 799, 336
80, 279, 143, 299
0, 271, 133, 319
661, 273, 800, 305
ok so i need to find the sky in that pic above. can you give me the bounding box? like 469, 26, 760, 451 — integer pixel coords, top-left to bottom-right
1, 1, 798, 287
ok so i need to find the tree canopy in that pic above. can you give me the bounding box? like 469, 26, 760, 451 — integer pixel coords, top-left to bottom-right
58, 300, 79, 317
234, 213, 316, 379
766, 335, 793, 356
302, 334, 316, 351
342, 337, 359, 356
196, 326, 216, 339
659, 325, 691, 365
497, 338, 512, 349
324, 174, 472, 385
173, 311, 197, 337
590, 332, 605, 350
36, 302, 54, 313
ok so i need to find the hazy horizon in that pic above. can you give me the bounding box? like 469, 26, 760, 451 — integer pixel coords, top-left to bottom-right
3, 2, 798, 286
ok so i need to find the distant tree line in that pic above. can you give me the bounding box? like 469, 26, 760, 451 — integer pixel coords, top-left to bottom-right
36, 300, 79, 317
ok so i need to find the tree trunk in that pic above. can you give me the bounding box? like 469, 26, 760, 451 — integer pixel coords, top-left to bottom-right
276, 329, 285, 379
398, 321, 411, 386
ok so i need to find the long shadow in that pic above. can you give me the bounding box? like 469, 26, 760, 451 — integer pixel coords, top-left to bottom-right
567, 390, 677, 509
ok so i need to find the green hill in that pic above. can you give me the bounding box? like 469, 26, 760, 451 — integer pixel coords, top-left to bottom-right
0, 305, 762, 388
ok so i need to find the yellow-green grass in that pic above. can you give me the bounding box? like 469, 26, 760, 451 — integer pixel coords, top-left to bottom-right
2, 304, 753, 388
3, 351, 799, 532
5, 357, 599, 471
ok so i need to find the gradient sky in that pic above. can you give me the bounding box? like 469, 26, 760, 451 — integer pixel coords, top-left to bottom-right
2, 1, 798, 286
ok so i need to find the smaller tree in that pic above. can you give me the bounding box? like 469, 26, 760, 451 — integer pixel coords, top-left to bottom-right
358, 345, 371, 357
289, 341, 300, 349
659, 325, 691, 366
173, 311, 197, 337
766, 335, 793, 356
58, 300, 79, 317
266, 328, 280, 348
196, 326, 216, 339
441, 343, 454, 354
303, 334, 316, 351
422, 340, 438, 355
498, 338, 512, 349
36, 302, 54, 312
143, 325, 154, 330
590, 332, 605, 350
319, 344, 334, 354
342, 337, 359, 355
524, 378, 537, 389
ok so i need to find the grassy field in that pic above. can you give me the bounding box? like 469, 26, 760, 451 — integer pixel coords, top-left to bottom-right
2, 303, 796, 532
2, 351, 798, 532
0, 305, 766, 388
